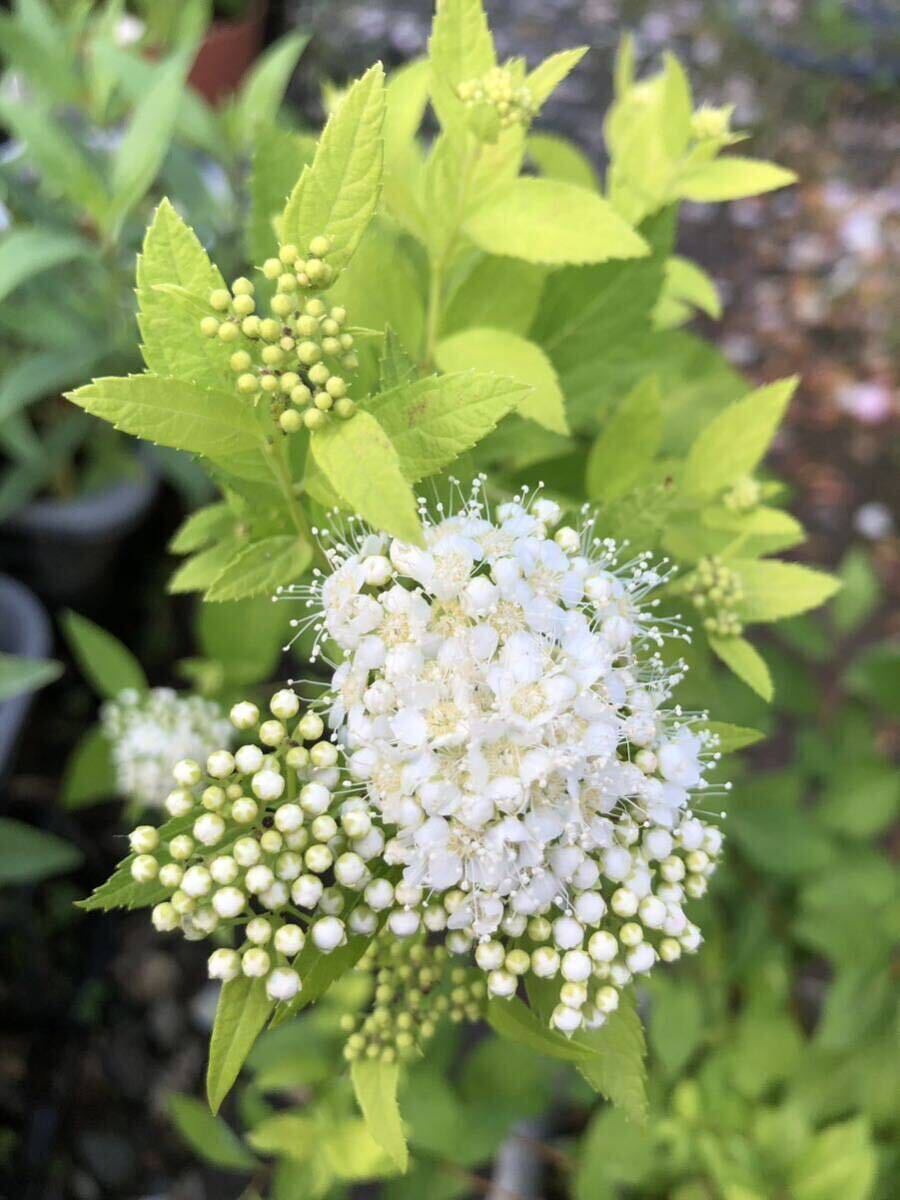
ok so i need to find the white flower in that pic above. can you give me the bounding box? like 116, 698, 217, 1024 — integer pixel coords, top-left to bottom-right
102, 688, 233, 809
281, 480, 725, 1032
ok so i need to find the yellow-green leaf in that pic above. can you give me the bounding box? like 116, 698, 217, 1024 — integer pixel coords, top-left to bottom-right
527, 46, 588, 106
677, 156, 797, 202
682, 377, 798, 498
436, 329, 566, 433
67, 374, 260, 460
586, 377, 661, 501
309, 411, 423, 545
732, 559, 841, 624
465, 177, 648, 265
281, 64, 385, 278
207, 976, 274, 1114
709, 634, 773, 701
526, 131, 599, 191
205, 535, 312, 602
350, 1058, 408, 1172
428, 0, 495, 130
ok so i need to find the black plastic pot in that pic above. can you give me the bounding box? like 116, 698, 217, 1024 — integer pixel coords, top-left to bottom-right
0, 573, 52, 783
0, 451, 159, 602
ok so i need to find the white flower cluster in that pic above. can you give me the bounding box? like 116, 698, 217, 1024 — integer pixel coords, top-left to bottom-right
289, 481, 726, 1035
102, 688, 233, 809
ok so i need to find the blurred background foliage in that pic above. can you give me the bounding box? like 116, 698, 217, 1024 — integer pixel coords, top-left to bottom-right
0, 1, 896, 1198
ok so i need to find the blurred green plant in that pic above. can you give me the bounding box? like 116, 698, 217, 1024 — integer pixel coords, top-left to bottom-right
0, 0, 308, 518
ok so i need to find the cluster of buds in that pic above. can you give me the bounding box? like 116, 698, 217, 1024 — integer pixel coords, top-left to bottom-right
457, 66, 535, 131
723, 476, 762, 513
473, 817, 721, 1033
340, 932, 485, 1064
690, 103, 733, 142
689, 556, 744, 638
198, 239, 358, 434
130, 690, 384, 1004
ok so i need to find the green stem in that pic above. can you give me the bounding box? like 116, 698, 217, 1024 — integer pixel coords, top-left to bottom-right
424, 257, 445, 368
263, 432, 311, 544
423, 138, 482, 368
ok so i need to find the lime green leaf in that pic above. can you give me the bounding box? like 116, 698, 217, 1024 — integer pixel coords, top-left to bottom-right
436, 329, 566, 433
732, 559, 841, 624
168, 1093, 257, 1173
701, 505, 806, 557
205, 535, 312, 603
655, 255, 721, 329
0, 818, 82, 885
677, 156, 797, 202
526, 131, 598, 190
586, 377, 661, 501
309, 411, 423, 545
0, 98, 109, 221
207, 976, 274, 1114
384, 57, 430, 165
137, 199, 230, 389
60, 610, 147, 699
465, 178, 648, 265
700, 721, 765, 754
709, 634, 773, 701
443, 256, 546, 339
196, 596, 287, 686
351, 1059, 408, 1172
428, 0, 495, 130
527, 46, 588, 105
682, 377, 798, 498
0, 228, 90, 304
379, 327, 419, 393
326, 219, 425, 360
789, 1117, 876, 1200
369, 370, 528, 480
0, 652, 61, 702
61, 726, 115, 810
281, 64, 386, 278
575, 1107, 655, 1199
233, 31, 309, 147
67, 375, 260, 460
487, 997, 589, 1063
76, 813, 197, 912
168, 503, 234, 555
572, 994, 648, 1124
248, 1113, 317, 1162
832, 547, 880, 635
246, 127, 316, 264
169, 536, 245, 595
108, 54, 188, 233
647, 978, 704, 1077
320, 1118, 398, 1181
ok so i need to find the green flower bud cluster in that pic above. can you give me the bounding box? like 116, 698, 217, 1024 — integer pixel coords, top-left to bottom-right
689, 556, 744, 638
690, 104, 732, 142
340, 932, 485, 1065
457, 66, 535, 129
469, 819, 723, 1035
130, 690, 372, 1003
723, 476, 762, 513
198, 245, 358, 435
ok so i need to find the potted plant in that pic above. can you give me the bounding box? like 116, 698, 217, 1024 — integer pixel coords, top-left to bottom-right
0, 573, 57, 781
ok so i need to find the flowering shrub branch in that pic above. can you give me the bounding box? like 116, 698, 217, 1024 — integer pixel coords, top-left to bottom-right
67, 0, 841, 1175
